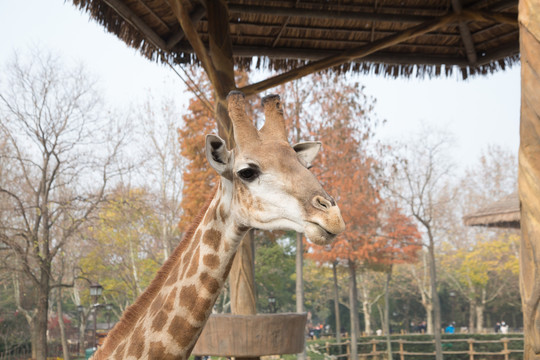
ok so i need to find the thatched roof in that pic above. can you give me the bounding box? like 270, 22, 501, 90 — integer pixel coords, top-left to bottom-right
463, 192, 520, 229
70, 0, 519, 80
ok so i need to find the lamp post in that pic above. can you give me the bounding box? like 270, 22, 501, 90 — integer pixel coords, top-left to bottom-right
89, 282, 103, 349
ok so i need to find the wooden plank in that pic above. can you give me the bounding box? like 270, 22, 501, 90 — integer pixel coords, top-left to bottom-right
239, 12, 462, 96
192, 313, 307, 356
227, 4, 434, 23
102, 0, 167, 49
518, 11, 540, 344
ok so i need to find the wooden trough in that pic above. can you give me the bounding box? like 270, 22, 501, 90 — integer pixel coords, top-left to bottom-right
192, 313, 307, 357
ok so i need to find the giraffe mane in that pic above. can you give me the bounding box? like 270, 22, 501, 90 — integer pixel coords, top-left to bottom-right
99, 185, 219, 356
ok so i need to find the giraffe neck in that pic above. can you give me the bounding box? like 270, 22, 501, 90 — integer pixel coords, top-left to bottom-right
93, 182, 247, 360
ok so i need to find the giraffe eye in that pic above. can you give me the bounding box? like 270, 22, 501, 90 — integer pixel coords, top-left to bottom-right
237, 167, 259, 181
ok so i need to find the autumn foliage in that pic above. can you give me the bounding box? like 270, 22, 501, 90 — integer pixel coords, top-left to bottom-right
298, 73, 421, 268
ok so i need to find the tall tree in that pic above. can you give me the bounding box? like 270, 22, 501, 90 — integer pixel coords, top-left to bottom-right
80, 186, 163, 311
301, 72, 381, 360
139, 95, 184, 258
387, 126, 455, 360
0, 50, 126, 360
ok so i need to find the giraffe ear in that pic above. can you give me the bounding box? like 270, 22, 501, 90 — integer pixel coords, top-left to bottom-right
293, 141, 322, 168
205, 135, 233, 176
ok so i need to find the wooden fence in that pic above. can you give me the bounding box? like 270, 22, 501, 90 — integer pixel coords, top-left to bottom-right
316, 337, 524, 360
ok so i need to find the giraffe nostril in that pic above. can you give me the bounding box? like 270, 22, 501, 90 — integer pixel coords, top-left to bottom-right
313, 196, 332, 211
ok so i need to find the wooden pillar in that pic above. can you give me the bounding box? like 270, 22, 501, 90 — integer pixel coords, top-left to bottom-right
205, 1, 259, 321
518, 0, 540, 359
468, 339, 474, 360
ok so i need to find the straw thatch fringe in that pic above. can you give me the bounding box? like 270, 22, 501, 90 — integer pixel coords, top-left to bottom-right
70, 0, 519, 81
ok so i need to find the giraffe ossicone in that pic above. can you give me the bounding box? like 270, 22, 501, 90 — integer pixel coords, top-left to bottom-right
92, 91, 345, 360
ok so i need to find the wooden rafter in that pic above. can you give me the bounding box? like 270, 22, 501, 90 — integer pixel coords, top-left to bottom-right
228, 4, 435, 23
239, 12, 464, 96
102, 0, 167, 49
135, 0, 170, 31
166, 0, 221, 92
453, 0, 478, 64
166, 4, 206, 49
461, 10, 518, 25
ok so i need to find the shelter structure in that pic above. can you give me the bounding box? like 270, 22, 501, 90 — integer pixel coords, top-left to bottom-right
70, 0, 540, 359
463, 192, 520, 228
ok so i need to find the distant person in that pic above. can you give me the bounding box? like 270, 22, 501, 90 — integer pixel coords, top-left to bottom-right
495, 322, 501, 333
419, 321, 427, 334
500, 321, 509, 334
445, 323, 455, 334
376, 329, 383, 336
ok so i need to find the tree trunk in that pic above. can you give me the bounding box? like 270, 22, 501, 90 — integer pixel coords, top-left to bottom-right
475, 304, 485, 334
296, 232, 306, 360
35, 271, 50, 360
362, 299, 372, 336
57, 289, 71, 360
332, 262, 342, 342
358, 271, 371, 336
427, 237, 443, 360
348, 261, 359, 360
468, 300, 476, 333
425, 303, 433, 334
518, 0, 540, 358
384, 271, 393, 360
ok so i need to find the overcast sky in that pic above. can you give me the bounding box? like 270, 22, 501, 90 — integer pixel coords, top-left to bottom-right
0, 0, 521, 171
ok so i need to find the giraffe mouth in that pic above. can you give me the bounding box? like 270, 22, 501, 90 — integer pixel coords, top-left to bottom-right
304, 222, 338, 245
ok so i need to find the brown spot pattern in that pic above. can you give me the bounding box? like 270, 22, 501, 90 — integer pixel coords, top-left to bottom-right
151, 310, 168, 331
168, 315, 200, 348
193, 297, 212, 322
148, 342, 178, 360
179, 285, 198, 310
203, 254, 220, 269
112, 342, 126, 359
150, 294, 164, 316
200, 272, 220, 294
202, 228, 221, 252
222, 256, 236, 281
164, 287, 177, 312
126, 328, 145, 358
185, 247, 200, 278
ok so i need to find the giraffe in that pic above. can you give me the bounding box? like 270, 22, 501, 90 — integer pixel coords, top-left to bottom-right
91, 91, 345, 360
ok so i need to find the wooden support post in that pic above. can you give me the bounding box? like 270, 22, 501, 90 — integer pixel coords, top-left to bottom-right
399, 339, 405, 360
518, 0, 540, 359
502, 338, 509, 360
468, 339, 474, 360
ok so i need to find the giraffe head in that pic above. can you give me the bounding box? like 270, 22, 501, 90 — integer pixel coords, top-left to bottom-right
205, 91, 345, 245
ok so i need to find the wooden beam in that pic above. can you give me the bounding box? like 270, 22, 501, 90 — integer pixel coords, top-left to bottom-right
166, 4, 206, 49
476, 41, 519, 65
461, 10, 518, 26
102, 0, 167, 49
206, 0, 236, 108
453, 0, 478, 64
135, 0, 170, 31
239, 12, 462, 96
228, 4, 434, 24
167, 0, 220, 91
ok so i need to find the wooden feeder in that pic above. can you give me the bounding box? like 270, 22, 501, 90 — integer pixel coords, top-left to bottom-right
192, 313, 307, 357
